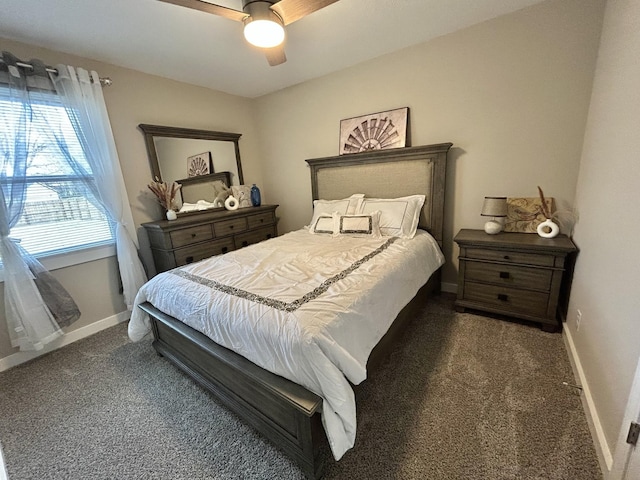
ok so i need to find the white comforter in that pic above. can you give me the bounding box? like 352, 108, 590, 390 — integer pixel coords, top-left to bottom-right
129, 228, 444, 459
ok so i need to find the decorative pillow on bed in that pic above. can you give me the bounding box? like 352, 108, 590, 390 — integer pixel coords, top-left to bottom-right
334, 211, 381, 238
309, 214, 336, 235
358, 195, 426, 238
307, 194, 364, 230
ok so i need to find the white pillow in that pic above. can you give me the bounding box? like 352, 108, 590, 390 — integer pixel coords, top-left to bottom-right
335, 211, 381, 238
309, 214, 336, 235
358, 195, 426, 238
308, 194, 364, 229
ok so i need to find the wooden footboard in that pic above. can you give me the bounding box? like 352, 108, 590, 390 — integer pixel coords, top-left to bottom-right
139, 302, 326, 479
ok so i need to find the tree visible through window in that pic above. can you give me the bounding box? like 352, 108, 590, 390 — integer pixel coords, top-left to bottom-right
0, 87, 114, 259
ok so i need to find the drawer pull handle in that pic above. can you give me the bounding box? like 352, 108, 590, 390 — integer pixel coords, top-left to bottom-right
191, 233, 196, 238
186, 256, 194, 264
499, 271, 510, 279
229, 225, 234, 230
260, 219, 264, 223
497, 294, 508, 301
503, 255, 510, 260
221, 247, 228, 254
242, 241, 249, 247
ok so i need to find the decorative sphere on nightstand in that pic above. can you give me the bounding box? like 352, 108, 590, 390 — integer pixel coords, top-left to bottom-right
484, 219, 502, 235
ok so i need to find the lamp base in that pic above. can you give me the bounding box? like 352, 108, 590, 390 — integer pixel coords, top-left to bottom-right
484, 219, 502, 235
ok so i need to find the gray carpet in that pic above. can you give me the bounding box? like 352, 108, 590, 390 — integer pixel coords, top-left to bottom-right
0, 294, 602, 479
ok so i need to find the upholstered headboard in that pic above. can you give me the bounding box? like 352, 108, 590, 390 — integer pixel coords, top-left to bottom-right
306, 143, 451, 247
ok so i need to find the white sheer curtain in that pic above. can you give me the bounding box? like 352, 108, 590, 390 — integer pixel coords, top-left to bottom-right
0, 53, 77, 351
51, 65, 147, 310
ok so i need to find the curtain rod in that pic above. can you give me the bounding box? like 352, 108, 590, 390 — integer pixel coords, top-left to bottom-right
0, 59, 112, 87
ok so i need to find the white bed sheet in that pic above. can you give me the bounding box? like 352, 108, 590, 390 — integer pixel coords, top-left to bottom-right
129, 228, 444, 459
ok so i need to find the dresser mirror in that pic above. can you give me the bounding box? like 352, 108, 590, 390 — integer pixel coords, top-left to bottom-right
139, 124, 244, 214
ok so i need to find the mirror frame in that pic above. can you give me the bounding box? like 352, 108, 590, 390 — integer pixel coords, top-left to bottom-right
138, 124, 244, 185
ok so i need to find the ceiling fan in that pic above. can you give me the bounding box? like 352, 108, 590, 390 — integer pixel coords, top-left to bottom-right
158, 0, 340, 66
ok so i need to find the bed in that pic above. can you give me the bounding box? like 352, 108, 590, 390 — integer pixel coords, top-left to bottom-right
129, 142, 452, 479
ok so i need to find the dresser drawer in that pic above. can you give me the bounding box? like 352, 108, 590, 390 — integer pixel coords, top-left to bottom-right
247, 212, 274, 229
464, 261, 552, 291
465, 248, 555, 267
234, 226, 276, 249
170, 225, 213, 248
464, 282, 549, 317
174, 238, 235, 266
214, 217, 247, 237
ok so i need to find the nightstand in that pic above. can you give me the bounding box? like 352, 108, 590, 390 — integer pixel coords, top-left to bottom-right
454, 229, 577, 332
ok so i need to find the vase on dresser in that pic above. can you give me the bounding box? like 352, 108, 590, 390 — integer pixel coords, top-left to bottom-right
251, 184, 261, 207
166, 209, 177, 221
536, 218, 559, 238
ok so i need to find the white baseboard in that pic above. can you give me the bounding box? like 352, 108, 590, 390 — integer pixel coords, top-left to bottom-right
441, 282, 457, 294
0, 311, 130, 373
562, 327, 612, 476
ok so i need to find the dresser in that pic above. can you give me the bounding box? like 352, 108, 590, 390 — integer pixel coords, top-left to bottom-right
143, 205, 278, 274
454, 229, 577, 332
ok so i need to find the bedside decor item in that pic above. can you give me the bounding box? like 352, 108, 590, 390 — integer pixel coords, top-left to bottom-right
250, 184, 261, 206
231, 184, 252, 208
535, 186, 559, 238
187, 152, 212, 177
339, 107, 409, 155
481, 196, 507, 234
148, 176, 181, 219
224, 195, 239, 211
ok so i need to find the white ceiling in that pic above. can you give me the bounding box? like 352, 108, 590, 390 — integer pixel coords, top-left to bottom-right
0, 0, 547, 98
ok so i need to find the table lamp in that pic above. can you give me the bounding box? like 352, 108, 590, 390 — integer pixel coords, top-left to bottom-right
481, 196, 507, 234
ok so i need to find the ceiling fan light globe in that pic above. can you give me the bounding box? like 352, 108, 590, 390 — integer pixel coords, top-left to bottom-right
243, 19, 285, 48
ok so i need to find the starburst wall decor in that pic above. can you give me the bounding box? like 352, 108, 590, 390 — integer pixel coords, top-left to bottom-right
339, 107, 409, 155
187, 152, 213, 177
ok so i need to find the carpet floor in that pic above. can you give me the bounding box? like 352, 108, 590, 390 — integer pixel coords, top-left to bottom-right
0, 294, 602, 479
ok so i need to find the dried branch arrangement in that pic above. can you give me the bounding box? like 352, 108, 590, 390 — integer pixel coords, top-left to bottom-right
537, 186, 553, 219
148, 177, 181, 211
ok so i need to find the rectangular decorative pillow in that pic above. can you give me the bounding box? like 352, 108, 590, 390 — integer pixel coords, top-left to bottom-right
335, 211, 381, 238
358, 195, 426, 238
308, 194, 364, 230
309, 214, 336, 235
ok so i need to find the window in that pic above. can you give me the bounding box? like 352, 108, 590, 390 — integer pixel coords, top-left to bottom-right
0, 86, 115, 262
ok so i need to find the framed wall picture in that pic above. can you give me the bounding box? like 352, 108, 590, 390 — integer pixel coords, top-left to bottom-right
187, 152, 213, 177
339, 107, 410, 155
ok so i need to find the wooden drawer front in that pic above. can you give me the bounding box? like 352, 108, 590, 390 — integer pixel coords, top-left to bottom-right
235, 226, 276, 249
465, 262, 552, 291
214, 217, 247, 237
174, 238, 235, 266
464, 282, 549, 317
465, 248, 555, 267
170, 225, 213, 248
247, 212, 274, 229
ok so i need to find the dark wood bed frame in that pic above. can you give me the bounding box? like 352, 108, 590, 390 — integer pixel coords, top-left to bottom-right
138, 143, 452, 479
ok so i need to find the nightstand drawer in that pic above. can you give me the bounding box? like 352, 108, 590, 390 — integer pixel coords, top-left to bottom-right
465, 248, 555, 267
170, 225, 213, 248
174, 238, 235, 266
214, 217, 247, 237
464, 282, 549, 317
247, 212, 274, 229
465, 261, 552, 291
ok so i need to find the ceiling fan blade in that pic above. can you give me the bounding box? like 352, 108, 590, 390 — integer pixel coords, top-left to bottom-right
158, 0, 247, 22
271, 0, 340, 26
264, 45, 287, 66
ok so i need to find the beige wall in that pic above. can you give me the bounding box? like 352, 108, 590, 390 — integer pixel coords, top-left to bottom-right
254, 0, 604, 287
567, 0, 640, 464
5, 4, 632, 469
0, 38, 262, 360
